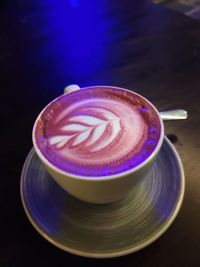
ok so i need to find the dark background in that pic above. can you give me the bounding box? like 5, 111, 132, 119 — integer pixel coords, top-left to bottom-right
1, 0, 200, 266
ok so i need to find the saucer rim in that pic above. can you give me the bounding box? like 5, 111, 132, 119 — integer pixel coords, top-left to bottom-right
20, 136, 185, 258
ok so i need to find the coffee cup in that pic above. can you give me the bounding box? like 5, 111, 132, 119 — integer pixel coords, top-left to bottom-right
32, 85, 164, 204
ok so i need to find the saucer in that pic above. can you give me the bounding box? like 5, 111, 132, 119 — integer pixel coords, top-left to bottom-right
20, 137, 185, 258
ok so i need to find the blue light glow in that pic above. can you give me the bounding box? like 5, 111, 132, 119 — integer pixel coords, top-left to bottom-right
35, 0, 109, 90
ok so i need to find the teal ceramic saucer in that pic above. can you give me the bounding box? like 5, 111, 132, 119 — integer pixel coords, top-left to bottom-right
20, 137, 185, 258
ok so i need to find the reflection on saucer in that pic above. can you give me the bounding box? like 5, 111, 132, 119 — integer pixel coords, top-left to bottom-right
20, 137, 184, 258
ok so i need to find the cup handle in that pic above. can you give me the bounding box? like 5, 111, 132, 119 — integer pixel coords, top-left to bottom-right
64, 84, 80, 94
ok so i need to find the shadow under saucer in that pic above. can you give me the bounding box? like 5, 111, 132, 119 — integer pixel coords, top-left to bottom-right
20, 137, 185, 258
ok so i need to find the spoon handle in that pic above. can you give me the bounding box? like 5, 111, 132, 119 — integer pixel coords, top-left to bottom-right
160, 109, 188, 121
64, 86, 188, 121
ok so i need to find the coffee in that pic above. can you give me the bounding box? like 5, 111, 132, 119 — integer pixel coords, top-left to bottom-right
34, 87, 161, 177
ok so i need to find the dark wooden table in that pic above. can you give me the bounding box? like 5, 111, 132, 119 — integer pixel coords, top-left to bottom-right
1, 0, 200, 266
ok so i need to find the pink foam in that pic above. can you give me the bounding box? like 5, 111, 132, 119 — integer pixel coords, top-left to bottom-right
34, 87, 161, 176
46, 98, 147, 166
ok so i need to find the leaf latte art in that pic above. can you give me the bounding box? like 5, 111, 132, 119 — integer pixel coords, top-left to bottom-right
34, 87, 161, 177
49, 109, 122, 152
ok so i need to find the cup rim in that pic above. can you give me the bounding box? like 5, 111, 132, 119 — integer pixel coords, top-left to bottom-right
32, 85, 164, 181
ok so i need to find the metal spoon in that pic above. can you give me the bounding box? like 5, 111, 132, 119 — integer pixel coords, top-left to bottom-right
159, 109, 188, 121
64, 85, 188, 121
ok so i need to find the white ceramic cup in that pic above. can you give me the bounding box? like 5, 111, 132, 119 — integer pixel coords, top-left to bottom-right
32, 85, 164, 204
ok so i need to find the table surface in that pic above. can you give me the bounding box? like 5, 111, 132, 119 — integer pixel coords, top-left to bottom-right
1, 0, 200, 266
